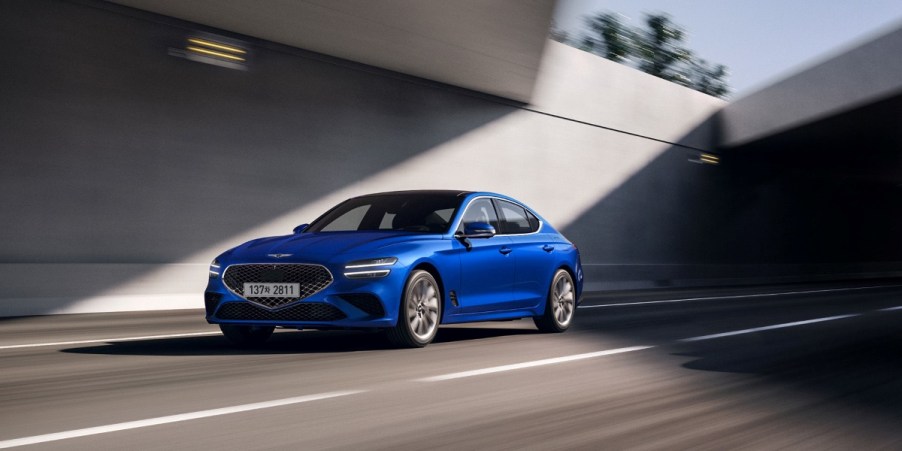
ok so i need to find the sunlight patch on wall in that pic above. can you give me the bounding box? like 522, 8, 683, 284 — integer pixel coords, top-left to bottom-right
63, 109, 672, 314
39, 39, 728, 316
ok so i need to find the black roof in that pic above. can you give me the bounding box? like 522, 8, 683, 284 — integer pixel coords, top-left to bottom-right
355, 190, 472, 198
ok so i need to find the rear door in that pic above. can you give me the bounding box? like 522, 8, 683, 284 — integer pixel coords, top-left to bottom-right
495, 199, 554, 308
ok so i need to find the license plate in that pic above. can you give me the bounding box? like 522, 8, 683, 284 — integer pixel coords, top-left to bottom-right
243, 283, 300, 298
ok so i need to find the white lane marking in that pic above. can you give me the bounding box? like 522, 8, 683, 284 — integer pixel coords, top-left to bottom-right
879, 306, 902, 312
417, 346, 653, 382
0, 332, 222, 350
579, 285, 900, 309
679, 314, 861, 342
0, 390, 364, 449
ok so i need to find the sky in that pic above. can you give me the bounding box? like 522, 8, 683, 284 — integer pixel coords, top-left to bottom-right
553, 0, 902, 98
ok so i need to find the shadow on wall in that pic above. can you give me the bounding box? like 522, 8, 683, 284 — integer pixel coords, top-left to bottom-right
6, 1, 901, 316
564, 96, 902, 290
0, 1, 515, 314
562, 114, 728, 290
0, 0, 514, 264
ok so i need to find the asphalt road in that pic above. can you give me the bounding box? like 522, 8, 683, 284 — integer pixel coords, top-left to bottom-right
2, 282, 902, 449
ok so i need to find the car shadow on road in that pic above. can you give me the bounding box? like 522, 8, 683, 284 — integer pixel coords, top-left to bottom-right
59, 324, 539, 356
666, 315, 902, 420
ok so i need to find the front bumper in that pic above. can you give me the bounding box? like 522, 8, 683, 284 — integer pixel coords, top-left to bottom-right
204, 263, 407, 329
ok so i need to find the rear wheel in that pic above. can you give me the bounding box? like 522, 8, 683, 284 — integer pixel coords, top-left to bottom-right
387, 270, 441, 348
219, 324, 275, 346
534, 269, 575, 333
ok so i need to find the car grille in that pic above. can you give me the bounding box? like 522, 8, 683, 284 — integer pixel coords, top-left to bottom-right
223, 263, 333, 309
215, 302, 347, 322
339, 293, 385, 317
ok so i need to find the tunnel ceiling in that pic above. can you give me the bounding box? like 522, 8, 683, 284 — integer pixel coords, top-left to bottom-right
718, 25, 902, 186
719, 25, 902, 150
106, 0, 555, 103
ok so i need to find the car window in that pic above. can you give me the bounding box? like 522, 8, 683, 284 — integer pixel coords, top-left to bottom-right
496, 200, 537, 234
307, 193, 462, 233
378, 213, 396, 229
458, 198, 499, 232
433, 208, 454, 222
320, 205, 369, 232
525, 209, 540, 232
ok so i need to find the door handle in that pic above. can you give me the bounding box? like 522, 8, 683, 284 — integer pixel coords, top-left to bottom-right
542, 245, 554, 252
499, 247, 512, 255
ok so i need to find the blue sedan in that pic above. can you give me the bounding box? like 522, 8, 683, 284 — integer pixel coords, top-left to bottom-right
205, 190, 583, 347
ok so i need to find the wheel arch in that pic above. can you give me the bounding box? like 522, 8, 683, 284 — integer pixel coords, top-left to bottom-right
410, 261, 446, 323
556, 263, 576, 281
546, 263, 578, 314
553, 252, 583, 304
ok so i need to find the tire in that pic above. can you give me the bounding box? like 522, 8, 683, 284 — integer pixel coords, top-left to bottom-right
219, 324, 275, 346
534, 269, 576, 333
386, 270, 442, 348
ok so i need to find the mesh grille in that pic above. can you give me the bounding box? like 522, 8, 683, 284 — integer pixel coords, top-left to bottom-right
215, 302, 347, 322
223, 264, 333, 309
339, 293, 385, 317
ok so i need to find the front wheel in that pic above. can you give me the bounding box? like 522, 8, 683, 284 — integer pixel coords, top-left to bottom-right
386, 270, 442, 348
534, 269, 576, 333
219, 324, 275, 346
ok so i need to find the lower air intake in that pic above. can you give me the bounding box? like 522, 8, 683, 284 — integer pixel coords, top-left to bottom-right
215, 302, 347, 322
339, 293, 385, 317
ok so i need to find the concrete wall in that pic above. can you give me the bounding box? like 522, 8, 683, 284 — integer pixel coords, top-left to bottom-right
107, 0, 556, 103
2, 1, 898, 317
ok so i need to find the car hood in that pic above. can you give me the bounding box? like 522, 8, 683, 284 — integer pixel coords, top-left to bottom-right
228, 231, 438, 261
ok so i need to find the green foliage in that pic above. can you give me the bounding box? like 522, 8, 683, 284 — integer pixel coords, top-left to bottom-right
548, 20, 570, 44
690, 59, 730, 97
585, 13, 631, 63
633, 14, 692, 82
577, 11, 730, 98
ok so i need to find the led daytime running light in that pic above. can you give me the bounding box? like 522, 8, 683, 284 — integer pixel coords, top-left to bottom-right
344, 257, 397, 269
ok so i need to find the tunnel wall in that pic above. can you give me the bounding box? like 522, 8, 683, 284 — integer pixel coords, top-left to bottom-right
1, 0, 897, 317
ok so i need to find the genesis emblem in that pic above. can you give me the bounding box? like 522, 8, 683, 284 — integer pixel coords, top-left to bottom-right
267, 253, 292, 259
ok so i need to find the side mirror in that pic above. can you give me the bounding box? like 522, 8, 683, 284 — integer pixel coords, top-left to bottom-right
293, 223, 309, 234
461, 222, 496, 239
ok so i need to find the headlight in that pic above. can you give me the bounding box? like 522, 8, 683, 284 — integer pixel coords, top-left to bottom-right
209, 259, 221, 278
344, 257, 397, 279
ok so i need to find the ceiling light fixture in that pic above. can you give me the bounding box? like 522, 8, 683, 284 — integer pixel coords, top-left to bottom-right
169, 33, 249, 71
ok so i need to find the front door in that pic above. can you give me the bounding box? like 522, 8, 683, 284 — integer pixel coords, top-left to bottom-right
454, 198, 514, 313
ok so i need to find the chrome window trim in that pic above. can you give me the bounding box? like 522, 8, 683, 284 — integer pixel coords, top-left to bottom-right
452, 195, 544, 237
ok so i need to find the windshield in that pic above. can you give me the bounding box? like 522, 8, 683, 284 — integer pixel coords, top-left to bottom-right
306, 192, 463, 233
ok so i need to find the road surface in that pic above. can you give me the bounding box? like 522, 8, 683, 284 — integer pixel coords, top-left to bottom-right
1, 282, 901, 449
